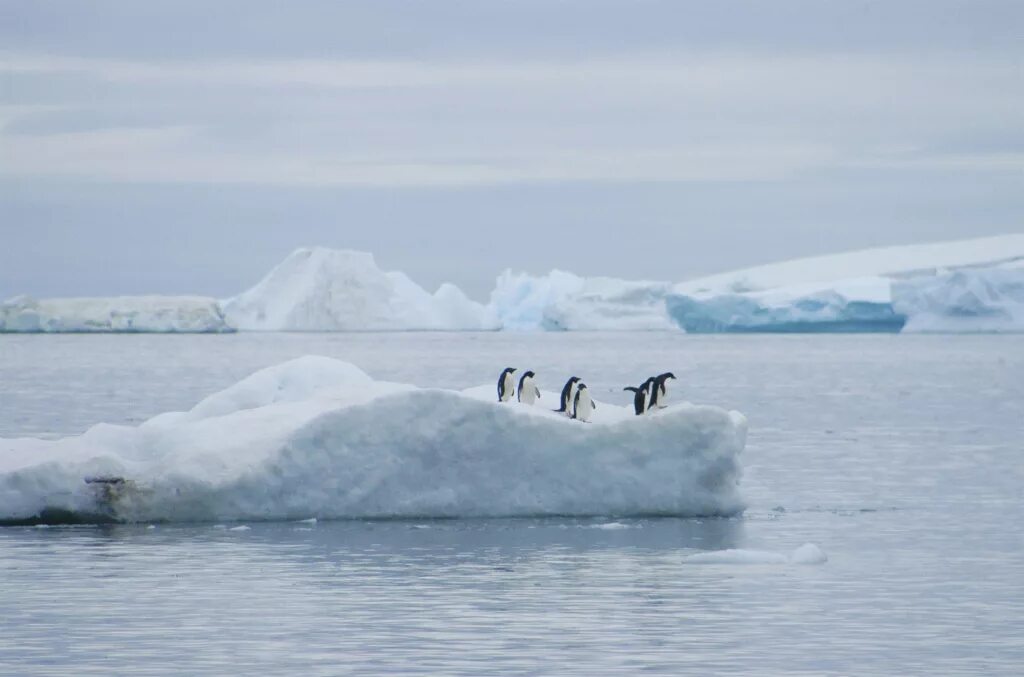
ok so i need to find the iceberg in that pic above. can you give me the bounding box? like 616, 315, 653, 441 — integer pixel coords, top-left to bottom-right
666, 234, 1024, 333
0, 295, 232, 333
486, 269, 675, 330
0, 356, 747, 524
221, 247, 491, 331
7, 234, 1019, 334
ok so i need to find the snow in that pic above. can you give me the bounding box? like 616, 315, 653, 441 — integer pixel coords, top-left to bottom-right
0, 295, 232, 333
0, 356, 747, 523
485, 269, 675, 330
682, 543, 827, 565
667, 234, 1024, 333
221, 247, 490, 331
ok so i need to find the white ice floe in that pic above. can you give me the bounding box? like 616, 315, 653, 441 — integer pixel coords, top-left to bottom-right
221, 247, 490, 331
0, 356, 747, 524
682, 543, 827, 565
667, 234, 1024, 333
0, 295, 232, 333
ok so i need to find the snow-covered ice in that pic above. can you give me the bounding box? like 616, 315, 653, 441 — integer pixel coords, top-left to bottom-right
221, 247, 490, 331
0, 356, 747, 523
0, 295, 232, 333
667, 234, 1024, 333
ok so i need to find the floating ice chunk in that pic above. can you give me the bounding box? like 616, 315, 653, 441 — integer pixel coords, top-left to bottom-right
789, 543, 828, 564
0, 357, 748, 524
682, 543, 827, 565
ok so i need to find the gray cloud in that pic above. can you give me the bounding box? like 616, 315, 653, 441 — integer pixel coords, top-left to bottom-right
1, 0, 1021, 299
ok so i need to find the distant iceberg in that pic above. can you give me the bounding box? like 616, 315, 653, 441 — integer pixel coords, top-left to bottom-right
0, 356, 748, 523
485, 269, 675, 331
221, 247, 491, 331
0, 295, 232, 333
666, 234, 1024, 333
4, 234, 1022, 333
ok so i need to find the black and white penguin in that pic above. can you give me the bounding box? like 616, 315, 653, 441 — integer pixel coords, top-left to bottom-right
518, 370, 541, 405
623, 385, 648, 416
640, 376, 658, 412
555, 376, 581, 415
497, 367, 517, 402
572, 383, 597, 422
653, 372, 677, 409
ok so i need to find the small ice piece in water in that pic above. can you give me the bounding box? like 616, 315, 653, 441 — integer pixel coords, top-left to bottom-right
790, 542, 828, 564
296, 517, 317, 524
682, 543, 827, 565
588, 521, 633, 530
228, 525, 250, 531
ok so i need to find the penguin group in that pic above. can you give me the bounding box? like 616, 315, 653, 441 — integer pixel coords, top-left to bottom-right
623, 372, 676, 415
497, 368, 677, 421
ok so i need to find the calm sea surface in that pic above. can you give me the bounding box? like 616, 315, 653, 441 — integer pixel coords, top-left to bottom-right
1, 333, 1022, 675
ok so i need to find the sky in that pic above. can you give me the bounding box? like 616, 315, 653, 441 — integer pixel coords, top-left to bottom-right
1, 0, 1022, 301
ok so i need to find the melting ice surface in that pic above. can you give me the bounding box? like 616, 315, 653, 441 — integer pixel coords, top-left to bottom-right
0, 356, 747, 523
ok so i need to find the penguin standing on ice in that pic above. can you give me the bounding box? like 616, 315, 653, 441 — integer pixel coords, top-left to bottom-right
517, 370, 541, 405
572, 383, 597, 422
652, 372, 676, 409
555, 376, 581, 415
623, 385, 648, 416
497, 367, 517, 402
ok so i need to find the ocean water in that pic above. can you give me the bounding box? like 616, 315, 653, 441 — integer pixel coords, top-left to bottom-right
1, 332, 1022, 675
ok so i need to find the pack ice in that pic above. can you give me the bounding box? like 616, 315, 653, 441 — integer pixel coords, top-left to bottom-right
0, 357, 747, 524
667, 234, 1024, 333
0, 295, 232, 333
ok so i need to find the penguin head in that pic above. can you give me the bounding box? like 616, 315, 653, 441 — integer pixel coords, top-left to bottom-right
660, 372, 677, 381
523, 370, 535, 378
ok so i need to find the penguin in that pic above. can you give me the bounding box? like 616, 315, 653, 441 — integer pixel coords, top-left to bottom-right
640, 376, 658, 412
572, 383, 597, 422
623, 385, 648, 416
653, 372, 677, 409
497, 367, 517, 402
555, 376, 581, 415
517, 370, 541, 405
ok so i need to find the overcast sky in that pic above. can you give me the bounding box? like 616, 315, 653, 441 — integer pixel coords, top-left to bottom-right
2, 0, 1022, 300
